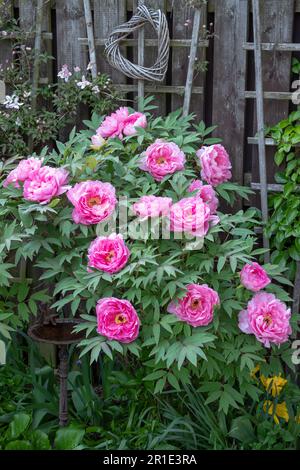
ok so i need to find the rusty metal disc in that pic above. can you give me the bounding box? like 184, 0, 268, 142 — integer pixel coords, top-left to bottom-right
28, 317, 85, 346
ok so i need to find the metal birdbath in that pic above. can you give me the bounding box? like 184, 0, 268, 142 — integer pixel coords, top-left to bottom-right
28, 316, 85, 427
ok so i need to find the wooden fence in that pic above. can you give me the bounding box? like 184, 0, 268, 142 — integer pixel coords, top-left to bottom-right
1, 0, 300, 201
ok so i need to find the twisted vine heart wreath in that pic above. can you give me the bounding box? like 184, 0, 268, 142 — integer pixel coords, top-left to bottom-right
104, 5, 170, 82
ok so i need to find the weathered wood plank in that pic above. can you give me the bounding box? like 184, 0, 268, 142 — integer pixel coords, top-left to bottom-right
94, 0, 126, 83
183, 7, 202, 117
55, 0, 87, 136
252, 0, 270, 260
251, 182, 300, 191
19, 1, 52, 80
171, 0, 209, 120
55, 0, 87, 71
212, 0, 248, 191
244, 42, 300, 51
138, 0, 145, 104
245, 91, 295, 100
0, 1, 13, 75
83, 0, 97, 78
250, 0, 294, 191
113, 84, 203, 93
136, 0, 167, 115
248, 137, 277, 146
79, 38, 209, 47
19, 0, 36, 33
171, 2, 207, 119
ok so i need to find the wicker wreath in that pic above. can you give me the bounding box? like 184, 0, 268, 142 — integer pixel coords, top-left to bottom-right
104, 5, 170, 82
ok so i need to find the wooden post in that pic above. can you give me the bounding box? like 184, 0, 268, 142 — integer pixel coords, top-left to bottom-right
138, 0, 145, 109
83, 0, 97, 79
293, 262, 300, 316
212, 0, 248, 206
0, 1, 13, 72
292, 73, 300, 320
31, 0, 44, 116
182, 7, 202, 117
252, 0, 270, 263
56, 0, 87, 72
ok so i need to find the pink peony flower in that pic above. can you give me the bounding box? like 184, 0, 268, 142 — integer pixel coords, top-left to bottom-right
238, 292, 292, 348
169, 196, 219, 238
67, 180, 117, 225
96, 297, 140, 343
123, 112, 147, 136
132, 195, 172, 219
88, 233, 130, 274
23, 166, 69, 204
240, 262, 271, 292
167, 283, 219, 327
3, 157, 43, 188
139, 139, 186, 181
188, 179, 219, 214
91, 134, 106, 150
196, 144, 232, 186
96, 107, 129, 139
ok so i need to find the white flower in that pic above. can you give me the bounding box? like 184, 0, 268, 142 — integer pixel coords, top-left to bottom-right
74, 66, 81, 72
92, 85, 99, 93
23, 90, 31, 99
3, 94, 23, 110
76, 75, 91, 89
57, 64, 72, 82
87, 62, 93, 71
15, 117, 21, 126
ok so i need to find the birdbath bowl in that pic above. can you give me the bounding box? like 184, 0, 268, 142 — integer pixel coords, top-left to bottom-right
28, 318, 85, 427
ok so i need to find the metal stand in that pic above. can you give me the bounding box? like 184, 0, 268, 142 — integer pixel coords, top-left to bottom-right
28, 317, 85, 427
58, 345, 69, 427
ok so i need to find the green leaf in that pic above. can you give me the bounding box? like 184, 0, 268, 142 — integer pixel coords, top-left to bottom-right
9, 414, 31, 439
153, 323, 160, 344
32, 430, 51, 450
5, 440, 32, 450
143, 370, 166, 381
154, 377, 166, 394
54, 427, 85, 450
167, 373, 181, 391
17, 283, 30, 302
229, 416, 256, 444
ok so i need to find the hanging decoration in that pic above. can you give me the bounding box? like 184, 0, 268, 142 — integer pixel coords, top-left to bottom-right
104, 5, 170, 82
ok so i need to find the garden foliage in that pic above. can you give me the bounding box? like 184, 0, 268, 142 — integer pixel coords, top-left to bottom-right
0, 99, 299, 425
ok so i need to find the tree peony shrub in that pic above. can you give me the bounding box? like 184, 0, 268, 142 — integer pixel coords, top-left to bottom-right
0, 101, 297, 415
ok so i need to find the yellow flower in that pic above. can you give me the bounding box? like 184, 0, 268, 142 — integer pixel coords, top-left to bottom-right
260, 375, 287, 397
250, 364, 261, 380
263, 400, 289, 424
